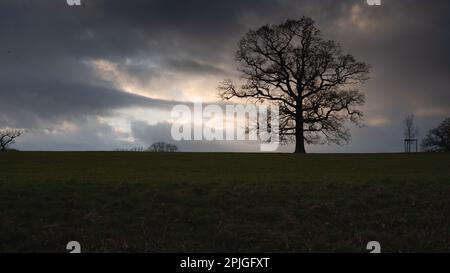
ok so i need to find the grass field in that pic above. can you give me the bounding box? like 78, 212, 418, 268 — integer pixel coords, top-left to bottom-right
0, 152, 449, 252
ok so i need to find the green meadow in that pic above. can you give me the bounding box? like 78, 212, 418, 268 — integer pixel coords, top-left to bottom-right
0, 152, 449, 252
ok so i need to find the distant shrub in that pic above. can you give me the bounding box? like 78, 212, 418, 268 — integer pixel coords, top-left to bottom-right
147, 142, 178, 152
114, 147, 144, 152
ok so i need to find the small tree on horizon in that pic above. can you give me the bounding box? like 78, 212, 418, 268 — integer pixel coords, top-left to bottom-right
0, 128, 24, 152
404, 114, 419, 140
421, 117, 450, 152
219, 17, 370, 153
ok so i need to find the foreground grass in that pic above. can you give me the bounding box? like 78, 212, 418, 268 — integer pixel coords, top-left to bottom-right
0, 152, 449, 252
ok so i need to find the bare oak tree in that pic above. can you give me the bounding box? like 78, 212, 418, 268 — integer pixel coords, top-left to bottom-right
0, 128, 24, 151
219, 17, 370, 153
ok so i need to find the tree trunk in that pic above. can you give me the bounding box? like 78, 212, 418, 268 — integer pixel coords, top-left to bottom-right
294, 132, 306, 153
294, 114, 306, 154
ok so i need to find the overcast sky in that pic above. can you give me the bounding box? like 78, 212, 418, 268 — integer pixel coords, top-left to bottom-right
1, 0, 449, 152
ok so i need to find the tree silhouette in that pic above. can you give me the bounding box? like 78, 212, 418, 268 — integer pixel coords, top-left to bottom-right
0, 128, 24, 151
422, 117, 450, 152
219, 17, 370, 153
403, 114, 419, 152
404, 114, 419, 140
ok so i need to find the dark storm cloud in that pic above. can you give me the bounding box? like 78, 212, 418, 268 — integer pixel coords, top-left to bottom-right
16, 116, 134, 151
0, 0, 449, 151
0, 80, 182, 128
333, 0, 450, 110
162, 58, 226, 75
0, 0, 349, 78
